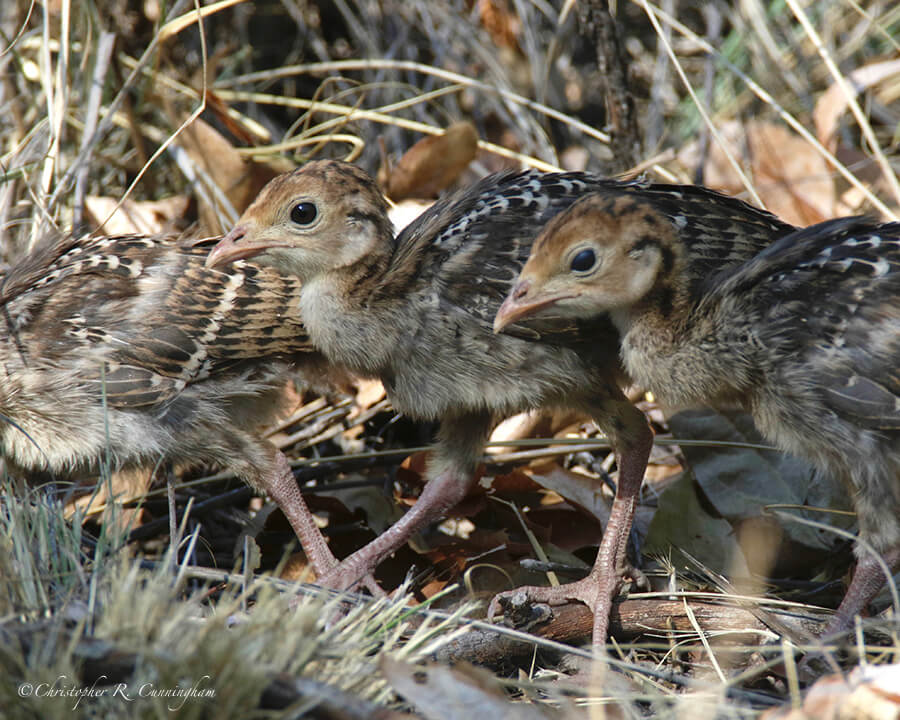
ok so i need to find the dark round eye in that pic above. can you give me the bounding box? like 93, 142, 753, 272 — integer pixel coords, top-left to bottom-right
290, 202, 318, 225
570, 248, 596, 273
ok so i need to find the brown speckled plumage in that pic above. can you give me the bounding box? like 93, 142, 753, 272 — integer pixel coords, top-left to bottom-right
0, 232, 358, 587
497, 195, 900, 635
207, 160, 793, 644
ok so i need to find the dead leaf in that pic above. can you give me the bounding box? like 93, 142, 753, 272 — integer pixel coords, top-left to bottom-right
814, 59, 900, 152
380, 656, 581, 720
65, 466, 154, 532
526, 461, 610, 527
487, 409, 587, 454
380, 122, 479, 201
523, 507, 603, 552
177, 118, 291, 234
354, 378, 386, 409
761, 663, 900, 719
644, 470, 750, 577
679, 120, 836, 225
476, 0, 522, 52
419, 578, 451, 598
85, 195, 190, 235
327, 480, 400, 536
388, 198, 434, 234
667, 408, 854, 557
487, 466, 543, 494
278, 552, 317, 583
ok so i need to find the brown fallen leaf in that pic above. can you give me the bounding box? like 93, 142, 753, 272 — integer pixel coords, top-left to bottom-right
813, 59, 900, 152
65, 466, 154, 532
526, 460, 611, 528
679, 119, 836, 226
476, 0, 522, 53
380, 122, 479, 201
487, 409, 587, 454
85, 195, 191, 236
354, 378, 387, 409
760, 663, 900, 720
177, 117, 291, 235
380, 656, 586, 720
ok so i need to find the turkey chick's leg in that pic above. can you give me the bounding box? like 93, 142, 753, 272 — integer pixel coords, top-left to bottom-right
824, 490, 900, 636
254, 439, 384, 596
487, 392, 653, 646
315, 411, 495, 592
816, 465, 900, 636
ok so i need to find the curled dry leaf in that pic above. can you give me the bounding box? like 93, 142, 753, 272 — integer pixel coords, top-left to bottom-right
85, 195, 190, 236
380, 122, 479, 201
678, 119, 836, 226
813, 59, 900, 152
178, 117, 290, 235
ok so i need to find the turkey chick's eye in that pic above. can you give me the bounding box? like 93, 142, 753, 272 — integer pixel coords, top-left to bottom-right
570, 248, 597, 273
291, 202, 318, 225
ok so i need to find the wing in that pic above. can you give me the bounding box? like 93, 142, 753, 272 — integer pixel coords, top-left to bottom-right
707, 216, 875, 296
3, 234, 312, 410
721, 218, 900, 430
104, 240, 313, 408
379, 169, 605, 343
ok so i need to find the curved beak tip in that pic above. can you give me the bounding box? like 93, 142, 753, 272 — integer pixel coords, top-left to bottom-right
205, 226, 246, 268
493, 280, 533, 334
493, 298, 518, 334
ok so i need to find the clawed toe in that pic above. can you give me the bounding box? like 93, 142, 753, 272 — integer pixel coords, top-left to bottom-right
316, 564, 385, 597
487, 574, 622, 645
360, 574, 387, 597
620, 563, 650, 592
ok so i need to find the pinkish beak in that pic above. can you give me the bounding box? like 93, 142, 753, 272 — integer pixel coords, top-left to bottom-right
205, 225, 288, 268
493, 280, 572, 333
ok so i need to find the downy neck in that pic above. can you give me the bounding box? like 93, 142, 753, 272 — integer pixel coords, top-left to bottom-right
298, 252, 398, 377
610, 276, 755, 411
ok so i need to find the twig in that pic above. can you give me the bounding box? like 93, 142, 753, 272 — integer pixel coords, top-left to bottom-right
693, 4, 721, 186
645, 0, 673, 151
576, 0, 641, 172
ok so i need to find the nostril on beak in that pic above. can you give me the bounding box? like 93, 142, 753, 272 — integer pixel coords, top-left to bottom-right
223, 225, 247, 245
206, 224, 250, 268
511, 280, 530, 301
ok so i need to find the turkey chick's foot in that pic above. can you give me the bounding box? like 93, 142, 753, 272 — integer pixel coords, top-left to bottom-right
820, 545, 900, 638
488, 401, 654, 646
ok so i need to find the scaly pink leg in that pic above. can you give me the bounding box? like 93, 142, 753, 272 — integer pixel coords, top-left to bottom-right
316, 464, 479, 590
263, 450, 383, 596
822, 546, 900, 636
316, 411, 494, 593
488, 400, 653, 646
